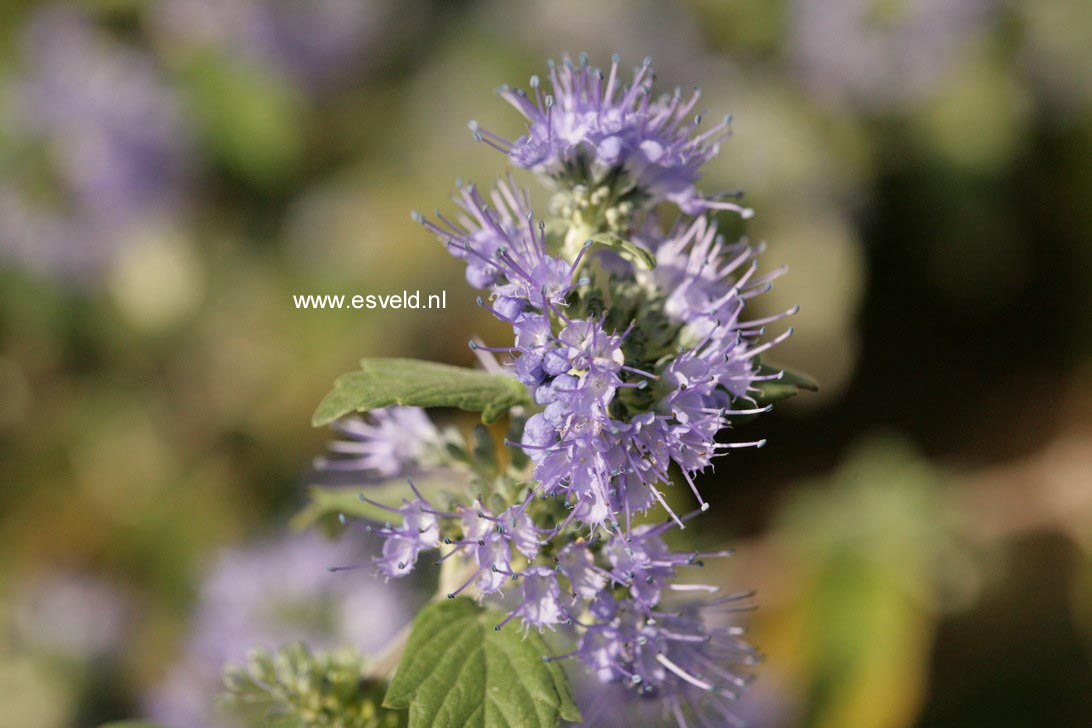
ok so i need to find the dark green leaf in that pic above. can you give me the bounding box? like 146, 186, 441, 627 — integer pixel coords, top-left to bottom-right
588, 233, 657, 269
313, 359, 531, 427
384, 599, 581, 728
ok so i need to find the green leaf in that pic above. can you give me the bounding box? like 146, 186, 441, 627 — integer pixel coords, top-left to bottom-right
588, 232, 657, 269
98, 723, 169, 728
753, 362, 819, 404
384, 599, 581, 728
292, 475, 454, 531
313, 359, 531, 427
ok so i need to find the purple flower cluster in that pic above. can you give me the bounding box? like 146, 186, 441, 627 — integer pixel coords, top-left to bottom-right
341, 476, 755, 723
325, 54, 792, 727
414, 176, 582, 303
409, 58, 795, 536
470, 54, 751, 216
417, 197, 789, 531
337, 487, 542, 591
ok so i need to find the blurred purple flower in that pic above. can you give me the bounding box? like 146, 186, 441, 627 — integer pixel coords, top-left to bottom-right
152, 0, 390, 91
574, 594, 759, 728
11, 570, 129, 661
789, 0, 994, 111
315, 406, 445, 479
145, 531, 408, 728
0, 7, 191, 282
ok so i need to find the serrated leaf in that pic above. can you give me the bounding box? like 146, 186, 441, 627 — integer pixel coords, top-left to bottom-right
313, 359, 531, 427
588, 232, 657, 269
384, 599, 581, 728
291, 475, 454, 530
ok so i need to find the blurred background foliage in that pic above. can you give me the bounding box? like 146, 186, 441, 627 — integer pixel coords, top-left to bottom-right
0, 0, 1089, 726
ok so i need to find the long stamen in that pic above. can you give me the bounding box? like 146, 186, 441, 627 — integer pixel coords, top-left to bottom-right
447, 565, 485, 599
657, 654, 715, 691
358, 493, 404, 515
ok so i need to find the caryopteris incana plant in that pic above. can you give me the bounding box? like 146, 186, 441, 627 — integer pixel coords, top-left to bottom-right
244, 53, 814, 728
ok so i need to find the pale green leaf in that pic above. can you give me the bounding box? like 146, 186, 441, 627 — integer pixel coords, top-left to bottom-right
312, 359, 530, 427
384, 599, 581, 728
